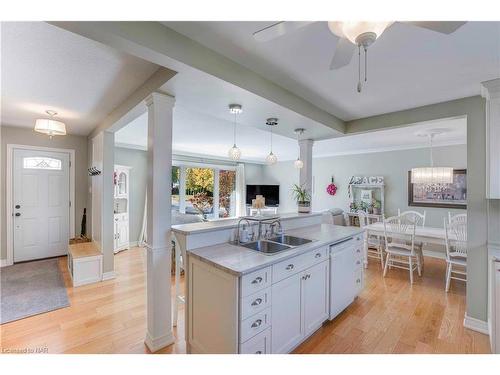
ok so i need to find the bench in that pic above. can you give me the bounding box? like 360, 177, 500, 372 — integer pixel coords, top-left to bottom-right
68, 242, 103, 287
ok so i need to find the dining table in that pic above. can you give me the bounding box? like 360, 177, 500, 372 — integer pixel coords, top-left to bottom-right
362, 221, 449, 268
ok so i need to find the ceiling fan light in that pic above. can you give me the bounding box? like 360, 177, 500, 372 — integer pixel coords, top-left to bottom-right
266, 152, 278, 165
228, 144, 242, 161
328, 21, 393, 44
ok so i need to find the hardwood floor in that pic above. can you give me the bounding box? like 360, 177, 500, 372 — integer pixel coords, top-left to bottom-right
1, 247, 490, 354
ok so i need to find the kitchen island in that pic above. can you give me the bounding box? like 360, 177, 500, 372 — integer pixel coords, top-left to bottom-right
172, 213, 365, 354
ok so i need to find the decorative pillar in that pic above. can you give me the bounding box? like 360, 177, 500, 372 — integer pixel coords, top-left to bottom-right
299, 139, 314, 199
481, 78, 500, 199
144, 92, 175, 352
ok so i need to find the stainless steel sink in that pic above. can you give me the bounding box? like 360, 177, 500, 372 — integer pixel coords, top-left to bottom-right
239, 240, 293, 255
268, 235, 313, 247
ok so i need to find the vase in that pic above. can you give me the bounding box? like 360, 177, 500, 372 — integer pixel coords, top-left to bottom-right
298, 201, 311, 213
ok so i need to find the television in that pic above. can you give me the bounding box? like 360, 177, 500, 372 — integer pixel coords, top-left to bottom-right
246, 185, 280, 207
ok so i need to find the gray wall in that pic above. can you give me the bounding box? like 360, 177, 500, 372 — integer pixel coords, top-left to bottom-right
346, 96, 488, 322
115, 147, 148, 244
263, 144, 467, 228
1, 125, 88, 260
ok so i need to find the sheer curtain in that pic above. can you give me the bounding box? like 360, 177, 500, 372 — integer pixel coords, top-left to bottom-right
235, 163, 246, 217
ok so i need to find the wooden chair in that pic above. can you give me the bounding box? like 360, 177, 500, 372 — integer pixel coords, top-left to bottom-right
398, 209, 426, 267
357, 210, 384, 269
444, 218, 467, 292
383, 215, 422, 284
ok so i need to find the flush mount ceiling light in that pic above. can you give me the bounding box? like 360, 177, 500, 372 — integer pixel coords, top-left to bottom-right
411, 129, 454, 188
294, 128, 305, 169
228, 104, 243, 161
265, 118, 278, 165
34, 110, 66, 138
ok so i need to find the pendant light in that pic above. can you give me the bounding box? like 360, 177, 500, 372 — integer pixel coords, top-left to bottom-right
294, 128, 305, 169
265, 118, 278, 165
411, 130, 453, 187
228, 104, 242, 160
34, 110, 67, 138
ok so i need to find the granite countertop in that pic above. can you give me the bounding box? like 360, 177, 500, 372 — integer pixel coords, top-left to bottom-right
187, 223, 364, 276
172, 212, 323, 235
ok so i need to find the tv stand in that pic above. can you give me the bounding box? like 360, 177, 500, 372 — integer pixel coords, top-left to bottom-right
247, 206, 278, 216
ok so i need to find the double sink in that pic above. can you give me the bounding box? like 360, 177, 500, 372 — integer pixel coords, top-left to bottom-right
238, 234, 313, 255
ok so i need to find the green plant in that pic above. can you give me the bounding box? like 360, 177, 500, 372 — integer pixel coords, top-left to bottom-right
291, 184, 311, 203
372, 199, 381, 209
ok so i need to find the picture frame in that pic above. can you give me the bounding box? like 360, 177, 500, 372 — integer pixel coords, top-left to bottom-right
408, 169, 467, 209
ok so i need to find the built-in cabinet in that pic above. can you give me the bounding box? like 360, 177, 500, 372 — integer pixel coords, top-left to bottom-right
481, 79, 500, 199
114, 165, 130, 253
187, 238, 362, 354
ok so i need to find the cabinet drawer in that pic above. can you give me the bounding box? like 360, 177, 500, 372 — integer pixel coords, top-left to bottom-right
240, 308, 271, 343
240, 328, 271, 354
241, 267, 271, 297
272, 247, 327, 283
241, 288, 271, 320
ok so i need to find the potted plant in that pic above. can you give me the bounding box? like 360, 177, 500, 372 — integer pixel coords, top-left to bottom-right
291, 184, 311, 213
349, 202, 358, 212
372, 199, 381, 215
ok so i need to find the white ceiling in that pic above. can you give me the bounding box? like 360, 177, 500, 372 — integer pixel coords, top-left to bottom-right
115, 108, 466, 163
1, 22, 159, 135
163, 21, 500, 121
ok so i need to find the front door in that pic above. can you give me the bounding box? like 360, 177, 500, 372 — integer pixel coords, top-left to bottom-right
13, 149, 70, 262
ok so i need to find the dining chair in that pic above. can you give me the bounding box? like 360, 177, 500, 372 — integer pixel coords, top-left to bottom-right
383, 215, 421, 284
357, 210, 384, 269
444, 218, 467, 292
448, 212, 467, 226
398, 209, 426, 268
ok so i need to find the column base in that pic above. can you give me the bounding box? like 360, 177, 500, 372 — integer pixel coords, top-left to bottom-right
145, 331, 175, 353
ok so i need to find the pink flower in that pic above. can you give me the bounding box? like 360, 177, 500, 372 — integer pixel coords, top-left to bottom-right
327, 183, 337, 196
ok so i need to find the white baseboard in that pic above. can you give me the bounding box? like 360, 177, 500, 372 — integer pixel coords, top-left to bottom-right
129, 241, 139, 247
1, 259, 11, 267
422, 250, 446, 260
463, 314, 489, 335
145, 331, 175, 353
102, 271, 116, 281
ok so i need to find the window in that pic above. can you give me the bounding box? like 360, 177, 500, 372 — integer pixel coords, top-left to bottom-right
185, 167, 214, 218
171, 166, 180, 211
23, 157, 62, 170
218, 169, 236, 218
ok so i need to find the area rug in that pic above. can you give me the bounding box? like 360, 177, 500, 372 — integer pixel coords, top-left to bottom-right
1, 258, 70, 324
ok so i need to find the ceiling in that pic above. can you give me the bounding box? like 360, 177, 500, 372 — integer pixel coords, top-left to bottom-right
115, 109, 466, 163
1, 22, 159, 135
163, 21, 500, 121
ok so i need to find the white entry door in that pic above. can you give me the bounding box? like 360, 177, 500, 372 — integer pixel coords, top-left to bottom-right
13, 149, 70, 262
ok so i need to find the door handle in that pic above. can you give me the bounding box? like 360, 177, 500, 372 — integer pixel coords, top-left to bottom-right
15, 212, 21, 217
15, 204, 21, 209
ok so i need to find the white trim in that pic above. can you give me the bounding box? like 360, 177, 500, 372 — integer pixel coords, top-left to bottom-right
1, 259, 9, 268
422, 250, 446, 260
115, 142, 147, 151
102, 271, 117, 281
463, 314, 489, 335
145, 331, 175, 353
6, 144, 76, 267
129, 240, 139, 248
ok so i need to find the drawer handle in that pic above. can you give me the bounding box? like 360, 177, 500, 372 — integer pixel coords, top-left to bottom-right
356, 278, 361, 283
356, 249, 361, 253
251, 277, 263, 285
286, 264, 294, 270
356, 260, 361, 265
251, 298, 263, 306
251, 319, 262, 328
302, 274, 311, 280
315, 253, 321, 258
255, 350, 262, 354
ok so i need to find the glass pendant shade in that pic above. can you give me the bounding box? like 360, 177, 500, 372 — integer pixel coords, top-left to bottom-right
228, 144, 241, 161
294, 158, 304, 169
328, 21, 393, 44
266, 152, 278, 165
410, 167, 454, 184
34, 118, 66, 136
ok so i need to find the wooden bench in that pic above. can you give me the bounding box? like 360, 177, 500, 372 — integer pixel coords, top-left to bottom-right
68, 242, 103, 287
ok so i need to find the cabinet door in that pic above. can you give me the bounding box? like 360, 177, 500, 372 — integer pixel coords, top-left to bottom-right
114, 222, 119, 249
303, 260, 330, 336
271, 272, 303, 354
117, 221, 128, 248
330, 246, 356, 319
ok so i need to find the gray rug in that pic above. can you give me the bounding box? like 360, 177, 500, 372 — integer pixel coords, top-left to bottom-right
1, 258, 70, 324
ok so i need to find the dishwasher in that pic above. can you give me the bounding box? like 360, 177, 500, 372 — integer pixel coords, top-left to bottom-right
329, 237, 362, 320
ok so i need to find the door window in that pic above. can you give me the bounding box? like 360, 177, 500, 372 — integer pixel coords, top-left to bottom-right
23, 157, 62, 170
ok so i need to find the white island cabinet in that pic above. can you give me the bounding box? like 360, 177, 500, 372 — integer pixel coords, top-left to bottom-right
181, 220, 364, 354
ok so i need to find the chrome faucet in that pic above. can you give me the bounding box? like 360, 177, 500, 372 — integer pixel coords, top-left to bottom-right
265, 219, 283, 239
237, 218, 254, 245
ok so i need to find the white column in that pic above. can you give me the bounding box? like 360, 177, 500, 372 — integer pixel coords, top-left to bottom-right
481, 78, 500, 199
144, 92, 175, 352
299, 139, 314, 197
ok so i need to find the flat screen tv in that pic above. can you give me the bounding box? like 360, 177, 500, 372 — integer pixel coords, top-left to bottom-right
246, 185, 280, 206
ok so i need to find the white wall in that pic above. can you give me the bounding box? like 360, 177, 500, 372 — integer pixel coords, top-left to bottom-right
263, 144, 467, 227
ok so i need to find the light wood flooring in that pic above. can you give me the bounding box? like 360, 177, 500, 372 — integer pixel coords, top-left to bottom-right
0, 247, 491, 354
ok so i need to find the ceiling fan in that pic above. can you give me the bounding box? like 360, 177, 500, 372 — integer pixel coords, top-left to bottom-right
253, 21, 466, 92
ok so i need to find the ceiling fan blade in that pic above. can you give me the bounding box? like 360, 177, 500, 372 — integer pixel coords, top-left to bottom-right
330, 37, 355, 70
404, 21, 466, 34
253, 21, 313, 42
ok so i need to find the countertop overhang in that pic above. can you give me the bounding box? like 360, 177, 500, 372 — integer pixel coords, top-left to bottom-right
187, 223, 364, 276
